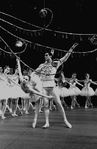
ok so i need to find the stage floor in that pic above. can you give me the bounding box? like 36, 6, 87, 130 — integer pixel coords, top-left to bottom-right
0, 107, 97, 149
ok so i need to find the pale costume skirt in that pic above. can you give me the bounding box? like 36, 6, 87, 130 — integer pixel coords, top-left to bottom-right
81, 87, 95, 96
68, 86, 82, 96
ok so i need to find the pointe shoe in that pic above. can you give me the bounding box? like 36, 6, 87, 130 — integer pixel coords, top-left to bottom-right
25, 111, 29, 114
32, 121, 37, 128
71, 106, 73, 109
11, 113, 18, 117
14, 113, 18, 116
65, 121, 72, 129
42, 123, 50, 129
1, 115, 6, 119
85, 106, 88, 109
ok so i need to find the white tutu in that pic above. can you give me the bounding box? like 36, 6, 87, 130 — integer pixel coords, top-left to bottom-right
94, 88, 97, 96
68, 86, 81, 96
30, 73, 44, 101
0, 79, 29, 99
53, 86, 70, 97
81, 87, 95, 96
8, 84, 30, 99
0, 81, 11, 100
60, 87, 71, 97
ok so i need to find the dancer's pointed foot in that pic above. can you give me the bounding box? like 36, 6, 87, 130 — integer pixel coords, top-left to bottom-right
42, 123, 50, 129
85, 106, 88, 109
2, 115, 6, 119
25, 111, 29, 114
65, 121, 72, 129
71, 106, 73, 109
11, 113, 18, 117
32, 120, 37, 128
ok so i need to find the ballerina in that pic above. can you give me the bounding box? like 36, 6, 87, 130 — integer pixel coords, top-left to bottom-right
54, 71, 70, 109
81, 73, 97, 108
68, 73, 83, 109
0, 66, 11, 119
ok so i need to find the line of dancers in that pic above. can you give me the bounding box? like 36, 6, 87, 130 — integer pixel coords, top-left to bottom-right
53, 72, 97, 110
1, 42, 96, 129
0, 61, 97, 126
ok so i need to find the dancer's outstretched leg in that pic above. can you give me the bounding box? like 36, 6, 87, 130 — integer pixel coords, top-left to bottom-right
32, 100, 40, 128
43, 97, 50, 128
52, 88, 72, 128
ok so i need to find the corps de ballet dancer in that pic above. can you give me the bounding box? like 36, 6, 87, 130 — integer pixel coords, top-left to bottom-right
67, 73, 83, 109
33, 43, 78, 129
4, 67, 20, 117
0, 67, 8, 119
81, 73, 97, 108
54, 71, 70, 109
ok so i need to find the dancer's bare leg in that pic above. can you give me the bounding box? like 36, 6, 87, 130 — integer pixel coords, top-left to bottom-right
0, 100, 7, 119
52, 88, 72, 128
11, 98, 18, 117
24, 98, 30, 114
7, 98, 12, 113
32, 99, 40, 128
39, 98, 43, 112
43, 97, 50, 128
85, 96, 89, 108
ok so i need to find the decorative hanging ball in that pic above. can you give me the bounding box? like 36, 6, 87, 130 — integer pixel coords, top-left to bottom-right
90, 35, 97, 45
15, 40, 23, 47
51, 49, 54, 56
39, 8, 47, 18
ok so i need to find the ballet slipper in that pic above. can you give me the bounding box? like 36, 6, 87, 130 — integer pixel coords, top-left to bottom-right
11, 113, 16, 117
13, 113, 18, 116
42, 123, 50, 129
65, 121, 72, 129
1, 115, 6, 119
25, 111, 29, 114
85, 106, 88, 109
71, 106, 73, 109
32, 120, 37, 128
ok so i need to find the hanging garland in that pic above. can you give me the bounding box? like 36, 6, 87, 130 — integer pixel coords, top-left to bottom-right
0, 36, 27, 54
0, 39, 64, 75
0, 8, 53, 36
0, 9, 97, 45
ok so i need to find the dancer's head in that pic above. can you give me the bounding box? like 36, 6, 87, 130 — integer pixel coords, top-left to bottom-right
23, 75, 29, 83
85, 73, 90, 79
4, 66, 10, 74
72, 73, 77, 78
0, 67, 3, 73
44, 53, 52, 63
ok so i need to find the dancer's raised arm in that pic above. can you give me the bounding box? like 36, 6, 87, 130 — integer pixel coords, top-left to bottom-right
16, 58, 23, 81
57, 43, 78, 68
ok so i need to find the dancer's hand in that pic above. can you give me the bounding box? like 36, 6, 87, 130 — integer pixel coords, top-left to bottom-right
71, 42, 79, 50
49, 95, 53, 99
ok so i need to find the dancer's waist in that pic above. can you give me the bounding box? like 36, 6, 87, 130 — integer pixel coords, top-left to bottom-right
42, 80, 55, 87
